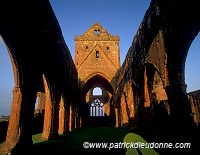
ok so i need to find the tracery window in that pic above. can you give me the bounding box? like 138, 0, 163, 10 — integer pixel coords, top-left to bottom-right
90, 99, 104, 116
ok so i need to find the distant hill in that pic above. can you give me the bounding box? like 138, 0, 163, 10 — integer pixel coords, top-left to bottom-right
0, 115, 10, 122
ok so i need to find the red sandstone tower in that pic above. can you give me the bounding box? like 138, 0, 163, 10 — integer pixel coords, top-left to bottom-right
74, 22, 120, 125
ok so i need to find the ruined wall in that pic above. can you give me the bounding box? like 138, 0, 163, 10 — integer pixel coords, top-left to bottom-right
0, 1, 81, 154
112, 0, 167, 131
188, 90, 200, 126
113, 0, 200, 137
74, 22, 120, 126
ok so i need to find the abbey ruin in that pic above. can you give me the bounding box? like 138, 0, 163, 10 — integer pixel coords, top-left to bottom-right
0, 0, 200, 154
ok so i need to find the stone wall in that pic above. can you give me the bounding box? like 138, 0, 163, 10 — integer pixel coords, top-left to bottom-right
188, 90, 200, 126
74, 22, 120, 127
74, 22, 120, 88
113, 0, 200, 138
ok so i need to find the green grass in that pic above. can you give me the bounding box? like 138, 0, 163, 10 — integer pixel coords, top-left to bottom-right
32, 127, 159, 155
1, 127, 160, 154
32, 127, 130, 154
0, 119, 9, 122
32, 133, 44, 144
0, 116, 9, 122
0, 127, 160, 154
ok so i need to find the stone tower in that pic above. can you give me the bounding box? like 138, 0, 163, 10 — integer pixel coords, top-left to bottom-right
74, 22, 120, 85
74, 22, 120, 126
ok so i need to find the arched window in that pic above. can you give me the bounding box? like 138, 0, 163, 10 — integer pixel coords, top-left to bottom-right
93, 87, 102, 95
90, 99, 104, 116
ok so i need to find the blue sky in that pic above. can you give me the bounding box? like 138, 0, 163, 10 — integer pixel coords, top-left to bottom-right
0, 0, 199, 116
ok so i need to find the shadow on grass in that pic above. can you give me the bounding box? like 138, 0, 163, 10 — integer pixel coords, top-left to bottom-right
32, 127, 129, 155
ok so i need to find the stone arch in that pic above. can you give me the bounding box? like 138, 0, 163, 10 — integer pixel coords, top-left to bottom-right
0, 1, 79, 154
186, 34, 200, 126
143, 62, 170, 134
0, 36, 20, 87
41, 67, 79, 140
0, 35, 37, 153
163, 17, 200, 132
118, 80, 135, 128
82, 73, 113, 97
131, 81, 140, 129
185, 33, 200, 92
81, 73, 113, 126
144, 63, 168, 106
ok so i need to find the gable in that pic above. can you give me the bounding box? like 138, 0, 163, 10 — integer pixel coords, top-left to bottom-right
74, 22, 119, 41
77, 44, 119, 81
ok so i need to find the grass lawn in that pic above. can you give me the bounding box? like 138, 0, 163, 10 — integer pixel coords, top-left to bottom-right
32, 127, 128, 154
32, 127, 159, 155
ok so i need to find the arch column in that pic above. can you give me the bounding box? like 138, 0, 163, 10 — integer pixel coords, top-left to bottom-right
69, 105, 73, 131
164, 38, 196, 135
144, 66, 151, 107
58, 98, 70, 134
0, 86, 36, 155
70, 105, 76, 131
58, 98, 65, 134
120, 93, 129, 125
165, 83, 194, 130
115, 107, 119, 127
41, 90, 60, 140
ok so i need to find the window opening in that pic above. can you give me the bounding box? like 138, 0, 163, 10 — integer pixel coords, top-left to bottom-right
96, 51, 99, 58
90, 99, 104, 116
107, 47, 109, 52
93, 87, 102, 95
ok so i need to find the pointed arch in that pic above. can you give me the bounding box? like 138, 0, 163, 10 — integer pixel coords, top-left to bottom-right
82, 73, 113, 97
0, 35, 20, 87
